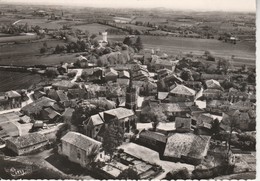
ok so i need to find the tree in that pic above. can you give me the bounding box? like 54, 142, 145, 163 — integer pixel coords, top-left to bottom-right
211, 119, 220, 140
123, 36, 133, 47
102, 121, 124, 161
218, 59, 230, 74
40, 47, 47, 54
87, 144, 101, 164
148, 106, 168, 131
117, 167, 140, 179
43, 41, 48, 48
225, 111, 240, 156
134, 36, 143, 51
180, 70, 193, 81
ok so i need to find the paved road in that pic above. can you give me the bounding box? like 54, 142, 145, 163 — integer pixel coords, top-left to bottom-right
0, 91, 34, 115
71, 69, 83, 83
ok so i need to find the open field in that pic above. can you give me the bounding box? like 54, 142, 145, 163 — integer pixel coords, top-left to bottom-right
71, 23, 114, 34
0, 39, 76, 66
115, 23, 153, 31
0, 34, 38, 43
0, 70, 42, 92
108, 35, 255, 66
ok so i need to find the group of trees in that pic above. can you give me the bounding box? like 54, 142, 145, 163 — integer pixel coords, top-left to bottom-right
123, 36, 143, 52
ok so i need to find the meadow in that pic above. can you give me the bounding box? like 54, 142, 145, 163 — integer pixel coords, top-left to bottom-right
0, 34, 38, 43
0, 39, 72, 66
108, 35, 255, 66
0, 70, 42, 92
71, 23, 114, 34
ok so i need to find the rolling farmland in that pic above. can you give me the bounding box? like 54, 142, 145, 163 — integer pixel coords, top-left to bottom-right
0, 70, 42, 92
108, 35, 256, 66
72, 23, 114, 34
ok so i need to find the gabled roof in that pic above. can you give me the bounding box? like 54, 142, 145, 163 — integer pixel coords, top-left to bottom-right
170, 84, 196, 96
52, 80, 77, 89
139, 130, 167, 143
7, 133, 48, 149
104, 107, 134, 120
230, 101, 254, 111
89, 112, 104, 126
43, 107, 61, 119
158, 92, 169, 100
56, 90, 68, 102
21, 97, 56, 115
61, 131, 101, 151
62, 107, 75, 118
105, 68, 118, 76
5, 90, 21, 98
205, 79, 223, 90
118, 70, 130, 79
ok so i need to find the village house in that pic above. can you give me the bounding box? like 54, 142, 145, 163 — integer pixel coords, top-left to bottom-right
105, 68, 118, 82
6, 133, 49, 155
153, 59, 177, 72
61, 107, 75, 125
33, 90, 46, 100
59, 132, 102, 167
156, 68, 173, 80
183, 81, 202, 91
202, 89, 223, 100
201, 73, 228, 82
137, 130, 167, 153
175, 117, 193, 133
0, 90, 22, 111
169, 84, 196, 102
192, 113, 217, 135
40, 107, 61, 122
52, 80, 78, 90
67, 88, 87, 100
0, 112, 21, 140
205, 100, 230, 114
163, 133, 211, 165
158, 74, 183, 92
117, 70, 130, 85
221, 109, 255, 131
205, 79, 223, 90
21, 97, 58, 119
84, 108, 136, 141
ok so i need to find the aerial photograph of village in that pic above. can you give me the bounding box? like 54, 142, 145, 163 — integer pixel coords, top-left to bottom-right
0, 0, 257, 180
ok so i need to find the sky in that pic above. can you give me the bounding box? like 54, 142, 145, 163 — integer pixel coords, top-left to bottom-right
1, 0, 256, 12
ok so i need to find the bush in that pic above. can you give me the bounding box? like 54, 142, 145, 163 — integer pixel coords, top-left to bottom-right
67, 71, 76, 78
166, 167, 191, 180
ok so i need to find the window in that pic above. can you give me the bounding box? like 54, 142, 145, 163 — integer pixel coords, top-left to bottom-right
77, 150, 81, 159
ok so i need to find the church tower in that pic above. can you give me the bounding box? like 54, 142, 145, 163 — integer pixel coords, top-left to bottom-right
125, 71, 137, 111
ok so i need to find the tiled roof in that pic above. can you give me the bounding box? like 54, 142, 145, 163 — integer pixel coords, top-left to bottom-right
164, 133, 211, 159
21, 97, 56, 115
89, 112, 104, 126
56, 90, 68, 102
5, 90, 21, 98
104, 107, 134, 120
170, 84, 196, 96
7, 133, 48, 149
205, 79, 223, 90
139, 130, 167, 143
61, 131, 101, 151
52, 80, 77, 89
